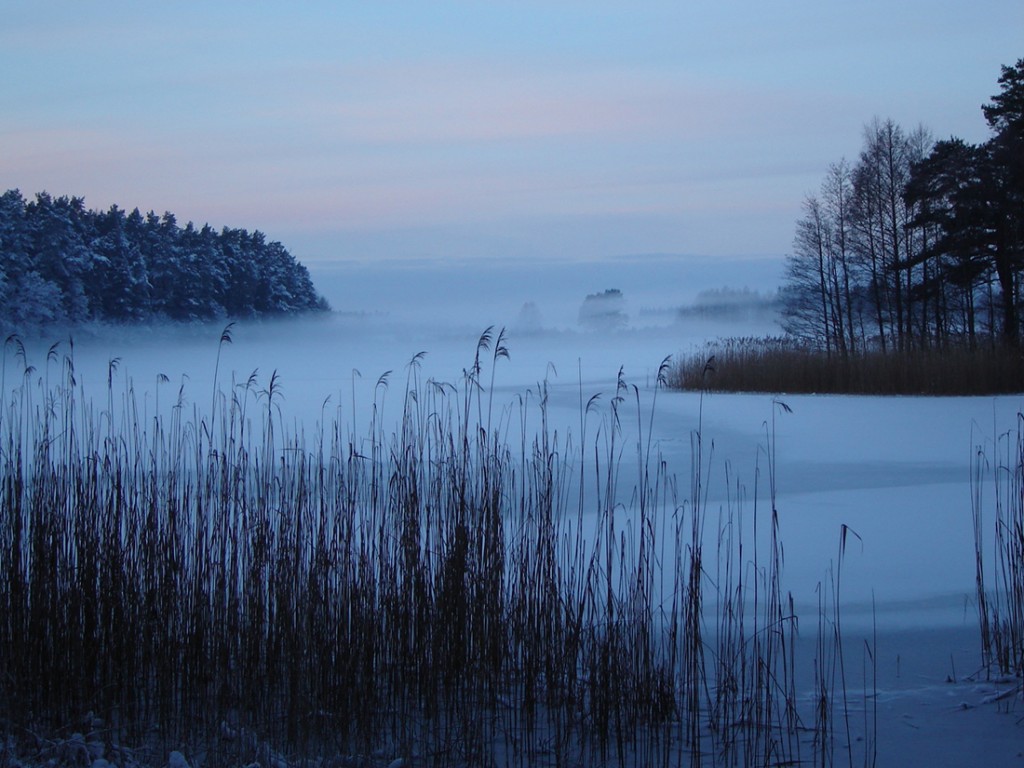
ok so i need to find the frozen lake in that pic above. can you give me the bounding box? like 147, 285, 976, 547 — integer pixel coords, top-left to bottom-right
9, 255, 1022, 764
15, 253, 1016, 638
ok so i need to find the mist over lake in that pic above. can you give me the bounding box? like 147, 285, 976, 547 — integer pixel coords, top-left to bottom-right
25, 254, 782, 432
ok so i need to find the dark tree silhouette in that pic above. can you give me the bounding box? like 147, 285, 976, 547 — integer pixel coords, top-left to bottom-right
782, 59, 1024, 350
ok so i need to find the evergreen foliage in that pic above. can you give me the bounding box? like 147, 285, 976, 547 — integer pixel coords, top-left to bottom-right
0, 190, 329, 326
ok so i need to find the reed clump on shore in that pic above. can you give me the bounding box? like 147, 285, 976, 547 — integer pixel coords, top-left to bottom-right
0, 329, 861, 767
670, 337, 1024, 395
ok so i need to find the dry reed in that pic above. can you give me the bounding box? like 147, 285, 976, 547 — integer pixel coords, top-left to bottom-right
671, 337, 1024, 396
972, 416, 1024, 682
0, 329, 861, 766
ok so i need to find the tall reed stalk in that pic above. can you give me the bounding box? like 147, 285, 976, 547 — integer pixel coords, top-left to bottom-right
972, 416, 1024, 679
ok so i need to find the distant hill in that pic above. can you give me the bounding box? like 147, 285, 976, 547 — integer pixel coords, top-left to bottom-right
0, 189, 329, 327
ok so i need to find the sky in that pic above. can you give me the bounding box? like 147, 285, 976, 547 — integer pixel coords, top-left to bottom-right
2, 1, 1022, 265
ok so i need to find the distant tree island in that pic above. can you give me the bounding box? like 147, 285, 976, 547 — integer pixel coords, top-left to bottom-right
0, 189, 329, 327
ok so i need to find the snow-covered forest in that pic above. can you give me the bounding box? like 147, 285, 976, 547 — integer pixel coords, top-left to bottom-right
0, 190, 329, 327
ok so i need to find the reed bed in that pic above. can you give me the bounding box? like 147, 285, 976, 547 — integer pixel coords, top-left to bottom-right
972, 416, 1024, 683
670, 337, 1024, 395
0, 329, 858, 767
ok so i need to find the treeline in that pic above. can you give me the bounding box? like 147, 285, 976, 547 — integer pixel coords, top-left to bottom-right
677, 287, 781, 322
782, 59, 1024, 352
0, 189, 329, 327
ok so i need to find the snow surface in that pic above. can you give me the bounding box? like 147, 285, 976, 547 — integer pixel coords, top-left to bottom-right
11, 257, 1023, 766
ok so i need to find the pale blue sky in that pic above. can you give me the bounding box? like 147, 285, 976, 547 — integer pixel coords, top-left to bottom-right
2, 1, 1021, 264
